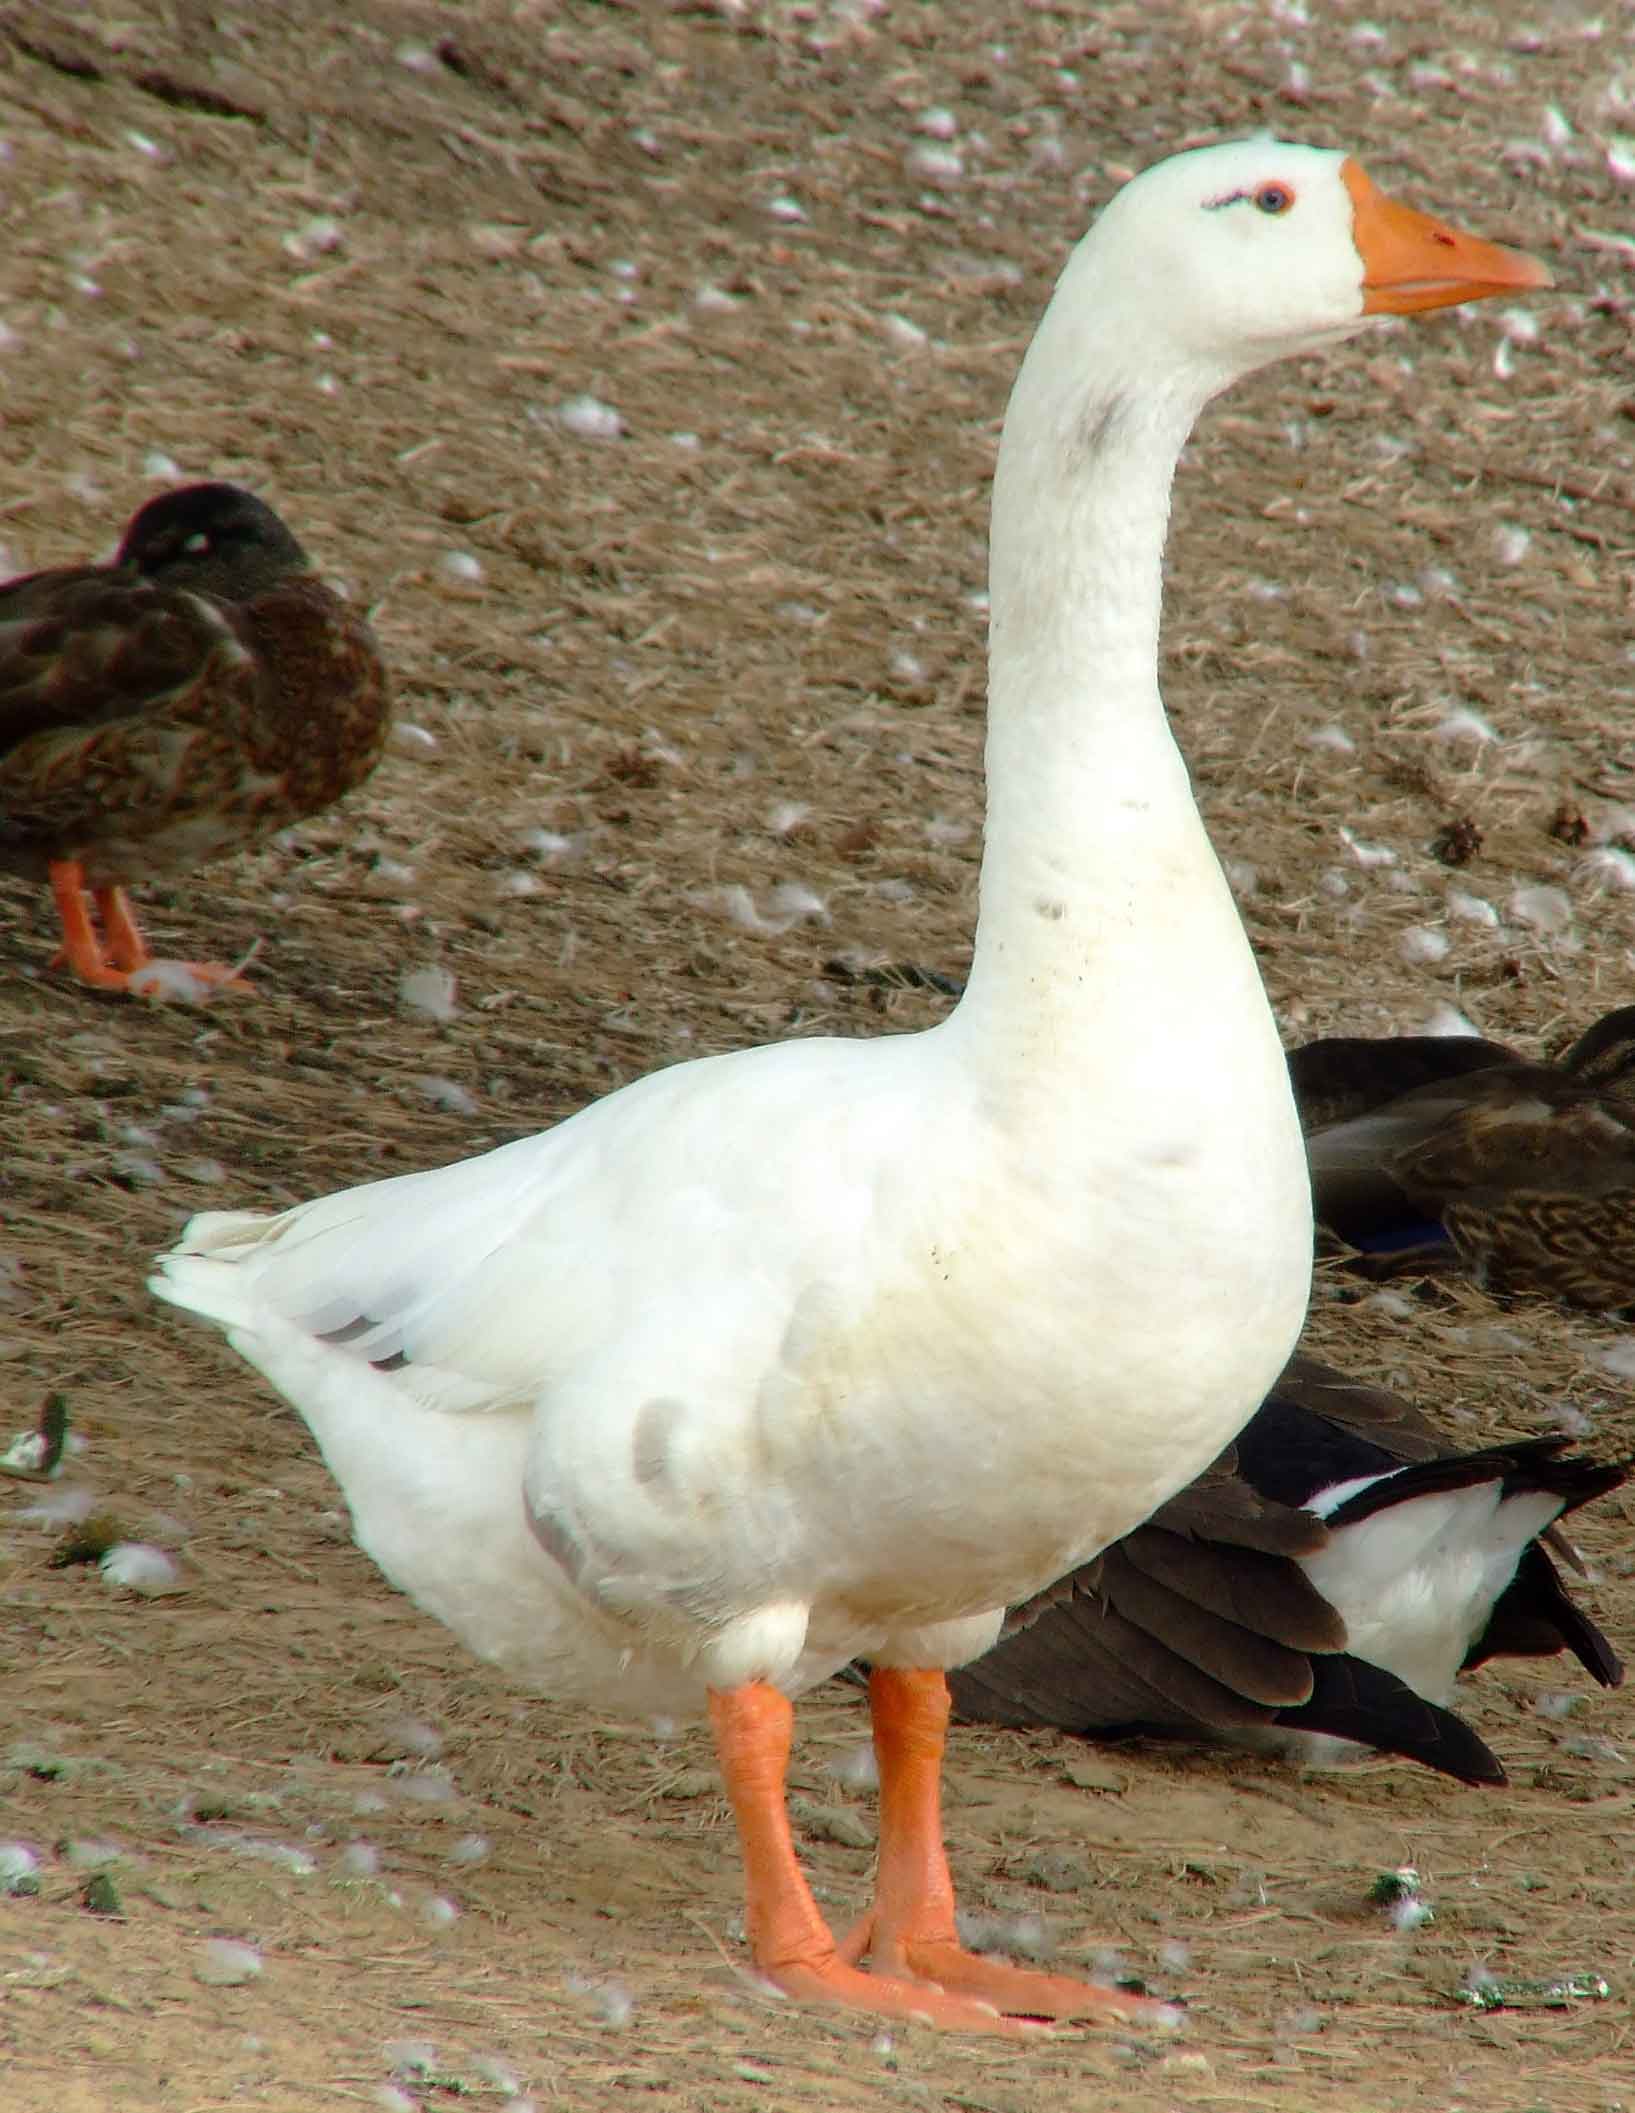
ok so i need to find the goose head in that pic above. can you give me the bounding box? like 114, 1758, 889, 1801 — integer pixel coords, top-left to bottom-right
1016, 138, 1550, 430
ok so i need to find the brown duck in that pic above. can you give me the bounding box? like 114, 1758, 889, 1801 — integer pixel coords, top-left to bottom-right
0, 483, 390, 994
1291, 1009, 1635, 1311
948, 1354, 1625, 1784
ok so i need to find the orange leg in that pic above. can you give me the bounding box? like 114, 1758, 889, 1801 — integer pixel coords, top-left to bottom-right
44, 862, 254, 996
711, 1680, 1041, 2035
834, 1668, 1173, 2025
48, 862, 134, 990
94, 886, 153, 974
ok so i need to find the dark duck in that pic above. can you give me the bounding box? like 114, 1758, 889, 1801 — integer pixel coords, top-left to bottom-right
0, 483, 390, 995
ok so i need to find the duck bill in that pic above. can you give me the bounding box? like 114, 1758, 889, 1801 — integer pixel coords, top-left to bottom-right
1341, 159, 1552, 315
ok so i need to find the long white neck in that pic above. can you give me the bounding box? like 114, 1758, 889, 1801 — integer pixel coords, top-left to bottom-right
946, 293, 1271, 1106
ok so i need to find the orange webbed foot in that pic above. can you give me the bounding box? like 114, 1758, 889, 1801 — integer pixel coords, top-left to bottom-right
46, 865, 257, 998
836, 1911, 1173, 2024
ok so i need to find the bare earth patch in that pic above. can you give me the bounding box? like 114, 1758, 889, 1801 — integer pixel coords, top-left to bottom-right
4, 4, 1634, 2109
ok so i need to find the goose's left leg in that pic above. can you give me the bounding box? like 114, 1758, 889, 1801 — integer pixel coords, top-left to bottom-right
836, 1667, 1173, 2023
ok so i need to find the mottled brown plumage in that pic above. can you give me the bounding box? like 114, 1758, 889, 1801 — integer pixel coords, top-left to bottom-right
947, 1355, 1625, 1785
1293, 1009, 1635, 1312
0, 483, 390, 994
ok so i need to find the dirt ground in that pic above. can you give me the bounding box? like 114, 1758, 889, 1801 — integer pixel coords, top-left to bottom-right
5, 1, 1635, 2107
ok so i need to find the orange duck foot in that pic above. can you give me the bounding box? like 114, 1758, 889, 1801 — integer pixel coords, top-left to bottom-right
710, 1670, 1178, 2038
47, 864, 255, 996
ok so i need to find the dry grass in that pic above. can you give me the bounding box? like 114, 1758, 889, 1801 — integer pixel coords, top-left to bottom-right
4, 1, 1635, 2107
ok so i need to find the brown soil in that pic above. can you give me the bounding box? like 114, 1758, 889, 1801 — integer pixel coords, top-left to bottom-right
4, 3, 1635, 2109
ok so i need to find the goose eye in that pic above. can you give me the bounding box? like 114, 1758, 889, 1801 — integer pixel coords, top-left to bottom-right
183, 532, 211, 554
1254, 183, 1294, 216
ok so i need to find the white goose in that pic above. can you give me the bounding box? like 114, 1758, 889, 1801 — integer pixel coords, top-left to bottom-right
151, 141, 1546, 2036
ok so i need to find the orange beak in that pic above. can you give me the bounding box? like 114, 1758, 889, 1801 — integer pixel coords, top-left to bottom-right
1341, 159, 1551, 314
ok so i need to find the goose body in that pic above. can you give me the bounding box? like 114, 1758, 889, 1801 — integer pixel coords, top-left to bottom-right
949, 1354, 1624, 1784
0, 483, 389, 993
1295, 1007, 1635, 1310
152, 143, 1546, 2032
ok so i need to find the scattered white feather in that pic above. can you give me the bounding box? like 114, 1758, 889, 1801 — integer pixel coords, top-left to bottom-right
1158, 1940, 1192, 1972
555, 394, 624, 441
1494, 523, 1532, 566
1579, 848, 1635, 892
440, 550, 484, 585
693, 283, 740, 313
396, 40, 439, 73
829, 1741, 879, 1792
1422, 1003, 1482, 1038
227, 1838, 317, 1876
16, 1482, 97, 1526
495, 870, 542, 899
1338, 826, 1397, 868
1492, 337, 1517, 382
382, 1716, 443, 1760
1541, 102, 1573, 148
917, 106, 958, 139
391, 1768, 458, 1804
1498, 305, 1542, 345
284, 215, 345, 261
957, 1909, 1054, 1962
399, 966, 458, 1022
905, 143, 963, 186
1432, 707, 1496, 743
338, 1841, 382, 1878
1398, 926, 1449, 966
881, 313, 929, 350
449, 1834, 491, 1866
520, 827, 585, 862
196, 1938, 263, 1986
125, 961, 220, 1005
389, 722, 439, 757
710, 883, 829, 935
0, 1429, 53, 1476
0, 1843, 41, 1895
1541, 1399, 1594, 1439
62, 1837, 125, 1870
768, 801, 811, 837
180, 1158, 228, 1186
1223, 859, 1259, 898
142, 450, 184, 481
472, 2054, 524, 2097
568, 1973, 635, 2027
1608, 136, 1635, 183
1594, 1340, 1635, 1380
766, 194, 807, 223
421, 1894, 460, 1927
1306, 723, 1356, 753
101, 1543, 184, 1596
1509, 882, 1573, 934
1562, 1733, 1625, 1763
409, 1076, 478, 1117
1534, 1691, 1582, 1721
1447, 889, 1499, 927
